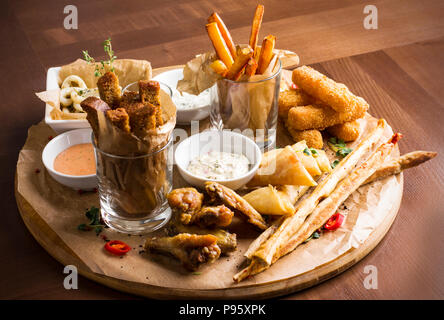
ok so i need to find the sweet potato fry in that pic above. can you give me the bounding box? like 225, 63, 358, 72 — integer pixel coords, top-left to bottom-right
210, 59, 228, 77
206, 22, 234, 69
245, 57, 258, 77
257, 35, 275, 74
208, 13, 237, 59
226, 47, 254, 80
249, 4, 265, 54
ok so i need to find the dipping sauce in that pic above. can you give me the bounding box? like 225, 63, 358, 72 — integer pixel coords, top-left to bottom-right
187, 151, 250, 180
172, 88, 210, 110
53, 143, 96, 176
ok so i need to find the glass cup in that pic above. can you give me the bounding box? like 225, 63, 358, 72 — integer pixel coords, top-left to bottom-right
209, 58, 282, 151
93, 80, 174, 234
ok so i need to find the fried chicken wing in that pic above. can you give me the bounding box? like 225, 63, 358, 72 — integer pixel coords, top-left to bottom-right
106, 108, 131, 133
167, 188, 204, 224
167, 220, 237, 254
205, 182, 268, 230
97, 71, 121, 108
191, 205, 234, 228
144, 233, 221, 271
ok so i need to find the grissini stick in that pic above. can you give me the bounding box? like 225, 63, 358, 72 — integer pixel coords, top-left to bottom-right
208, 12, 237, 59
249, 4, 265, 55
256, 35, 275, 74
206, 22, 234, 69
233, 119, 387, 281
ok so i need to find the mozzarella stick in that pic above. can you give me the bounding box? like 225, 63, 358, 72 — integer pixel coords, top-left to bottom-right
278, 89, 314, 119
210, 59, 228, 77
206, 22, 234, 69
226, 47, 253, 80
364, 150, 437, 184
286, 126, 323, 149
287, 103, 367, 130
277, 133, 402, 260
327, 120, 361, 142
249, 4, 265, 54
208, 13, 237, 59
292, 66, 369, 114
234, 119, 386, 282
257, 35, 275, 74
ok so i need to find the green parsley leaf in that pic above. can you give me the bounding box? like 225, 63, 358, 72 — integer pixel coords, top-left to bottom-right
303, 147, 311, 156
310, 148, 318, 157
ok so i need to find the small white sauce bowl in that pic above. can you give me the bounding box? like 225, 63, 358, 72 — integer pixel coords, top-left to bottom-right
175, 130, 262, 190
153, 68, 211, 125
42, 128, 97, 190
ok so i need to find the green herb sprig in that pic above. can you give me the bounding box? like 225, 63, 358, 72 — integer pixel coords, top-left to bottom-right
78, 206, 105, 235
328, 137, 353, 168
82, 38, 117, 77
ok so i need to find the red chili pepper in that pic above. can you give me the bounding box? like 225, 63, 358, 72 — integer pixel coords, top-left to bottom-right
290, 83, 298, 90
324, 213, 344, 231
105, 240, 131, 256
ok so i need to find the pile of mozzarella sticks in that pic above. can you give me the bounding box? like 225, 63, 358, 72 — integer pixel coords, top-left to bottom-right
206, 4, 276, 81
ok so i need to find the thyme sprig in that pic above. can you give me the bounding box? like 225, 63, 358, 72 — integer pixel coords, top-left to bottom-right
82, 38, 117, 77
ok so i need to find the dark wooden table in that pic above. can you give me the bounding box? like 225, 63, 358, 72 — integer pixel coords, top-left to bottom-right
1, 0, 443, 299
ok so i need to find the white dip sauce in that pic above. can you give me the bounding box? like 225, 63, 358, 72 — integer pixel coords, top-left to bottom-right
173, 88, 210, 110
187, 151, 250, 180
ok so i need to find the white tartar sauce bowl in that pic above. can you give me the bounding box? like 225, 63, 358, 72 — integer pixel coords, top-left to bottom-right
175, 130, 262, 190
153, 68, 211, 125
42, 128, 97, 190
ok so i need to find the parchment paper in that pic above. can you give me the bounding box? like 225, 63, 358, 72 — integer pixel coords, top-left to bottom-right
16, 112, 402, 289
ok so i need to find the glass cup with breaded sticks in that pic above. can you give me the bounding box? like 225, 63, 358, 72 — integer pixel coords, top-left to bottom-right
209, 56, 282, 151
83, 74, 176, 234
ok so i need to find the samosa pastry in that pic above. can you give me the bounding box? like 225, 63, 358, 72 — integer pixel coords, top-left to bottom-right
291, 141, 322, 176
248, 146, 317, 187
243, 185, 294, 215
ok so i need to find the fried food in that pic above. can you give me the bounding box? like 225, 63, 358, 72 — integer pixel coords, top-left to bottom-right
190, 205, 234, 228
234, 119, 386, 282
119, 91, 139, 108
106, 108, 131, 133
257, 35, 275, 74
244, 57, 258, 77
205, 182, 268, 230
167, 188, 204, 225
206, 22, 234, 69
208, 13, 237, 59
278, 89, 314, 119
144, 233, 221, 271
248, 146, 317, 187
364, 151, 437, 184
292, 65, 369, 114
210, 60, 228, 77
226, 47, 254, 80
97, 71, 121, 108
139, 80, 163, 126
287, 103, 367, 131
249, 4, 265, 55
327, 120, 361, 142
125, 101, 157, 135
80, 96, 110, 134
290, 140, 325, 176
167, 221, 237, 254
286, 127, 323, 149
243, 185, 294, 215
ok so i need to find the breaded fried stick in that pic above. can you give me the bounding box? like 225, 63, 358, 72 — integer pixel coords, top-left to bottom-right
278, 89, 313, 119
327, 120, 361, 142
125, 100, 157, 136
139, 80, 163, 126
80, 96, 110, 134
106, 108, 131, 133
287, 103, 367, 131
97, 71, 121, 108
286, 126, 323, 149
292, 66, 369, 114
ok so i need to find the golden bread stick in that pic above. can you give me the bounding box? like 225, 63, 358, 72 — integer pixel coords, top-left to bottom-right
278, 89, 314, 119
226, 47, 253, 80
327, 120, 361, 142
287, 103, 367, 130
249, 4, 265, 55
97, 71, 121, 108
139, 80, 162, 126
364, 151, 437, 184
106, 108, 131, 133
257, 35, 275, 74
206, 22, 234, 69
125, 101, 157, 135
81, 96, 110, 135
210, 59, 228, 77
292, 65, 369, 114
286, 126, 323, 149
208, 13, 237, 59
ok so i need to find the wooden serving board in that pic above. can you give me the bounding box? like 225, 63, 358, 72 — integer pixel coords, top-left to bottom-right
14, 66, 403, 299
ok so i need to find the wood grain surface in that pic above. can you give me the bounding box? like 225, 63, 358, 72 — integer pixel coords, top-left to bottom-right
1, 0, 443, 299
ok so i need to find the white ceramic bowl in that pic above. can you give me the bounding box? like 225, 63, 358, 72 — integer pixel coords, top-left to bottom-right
153, 68, 211, 125
42, 128, 97, 190
44, 67, 90, 133
175, 130, 262, 190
